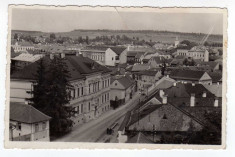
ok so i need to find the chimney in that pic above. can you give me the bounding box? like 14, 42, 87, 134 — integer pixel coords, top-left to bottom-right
190, 93, 195, 107
50, 54, 54, 60
214, 97, 219, 107
159, 89, 164, 98
173, 82, 177, 86
192, 83, 195, 86
162, 94, 167, 104
217, 82, 220, 85
166, 75, 169, 78
61, 53, 65, 58
202, 91, 207, 97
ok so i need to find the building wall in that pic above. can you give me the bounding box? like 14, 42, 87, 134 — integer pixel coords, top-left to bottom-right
10, 120, 50, 141
119, 49, 128, 64
10, 72, 111, 127
10, 80, 33, 103
105, 48, 117, 66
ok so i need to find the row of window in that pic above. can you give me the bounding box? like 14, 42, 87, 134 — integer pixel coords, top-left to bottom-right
88, 79, 110, 94
70, 87, 84, 99
178, 52, 205, 58
16, 121, 46, 133
90, 54, 105, 61
102, 92, 109, 103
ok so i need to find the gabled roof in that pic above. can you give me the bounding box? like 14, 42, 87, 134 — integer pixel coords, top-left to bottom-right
170, 69, 210, 81
112, 75, 135, 89
208, 72, 222, 83
110, 47, 127, 55
10, 102, 51, 124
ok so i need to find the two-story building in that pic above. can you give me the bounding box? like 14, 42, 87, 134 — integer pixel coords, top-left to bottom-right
11, 41, 35, 52
10, 54, 112, 126
176, 46, 209, 62
81, 46, 118, 66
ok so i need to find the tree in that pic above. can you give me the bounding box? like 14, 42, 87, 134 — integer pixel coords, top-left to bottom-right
45, 56, 74, 136
27, 57, 74, 137
14, 33, 18, 40
50, 33, 56, 40
27, 59, 48, 111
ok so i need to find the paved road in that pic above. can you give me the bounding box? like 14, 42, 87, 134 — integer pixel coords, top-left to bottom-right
54, 92, 143, 142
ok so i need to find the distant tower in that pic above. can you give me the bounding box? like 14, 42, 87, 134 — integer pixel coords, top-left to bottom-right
175, 36, 179, 47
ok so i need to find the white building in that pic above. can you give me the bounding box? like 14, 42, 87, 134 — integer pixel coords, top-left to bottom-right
9, 102, 51, 141
81, 46, 118, 66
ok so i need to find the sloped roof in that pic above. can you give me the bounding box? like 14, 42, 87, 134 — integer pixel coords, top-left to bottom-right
127, 51, 138, 57
203, 84, 222, 97
114, 75, 135, 89
170, 69, 209, 81
12, 53, 44, 63
11, 55, 111, 81
10, 102, 51, 124
163, 83, 215, 98
208, 72, 222, 83
131, 64, 150, 72
150, 56, 166, 64
110, 47, 126, 55
137, 69, 160, 76
127, 132, 154, 144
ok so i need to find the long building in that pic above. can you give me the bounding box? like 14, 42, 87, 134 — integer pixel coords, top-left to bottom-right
176, 46, 209, 62
10, 54, 112, 126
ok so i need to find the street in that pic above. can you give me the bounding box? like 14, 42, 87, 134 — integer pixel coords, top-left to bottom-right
54, 91, 142, 142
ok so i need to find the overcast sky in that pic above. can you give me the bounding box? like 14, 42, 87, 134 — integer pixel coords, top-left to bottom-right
11, 8, 223, 35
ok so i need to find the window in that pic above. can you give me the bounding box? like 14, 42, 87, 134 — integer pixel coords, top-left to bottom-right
105, 94, 107, 102
81, 87, 84, 95
35, 123, 39, 132
77, 88, 80, 97
42, 122, 46, 130
112, 57, 114, 60
88, 102, 91, 111
81, 104, 83, 113
77, 106, 80, 114
107, 93, 109, 100
89, 84, 91, 93
16, 122, 21, 131
115, 83, 117, 86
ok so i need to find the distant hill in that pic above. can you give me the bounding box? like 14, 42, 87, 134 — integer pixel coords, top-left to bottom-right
11, 29, 223, 44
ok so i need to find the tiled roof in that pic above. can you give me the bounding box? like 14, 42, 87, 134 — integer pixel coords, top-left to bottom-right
11, 55, 111, 81
11, 53, 44, 63
114, 75, 135, 89
150, 56, 166, 64
10, 102, 51, 124
163, 83, 215, 98
203, 84, 222, 97
127, 51, 138, 57
131, 64, 150, 72
208, 72, 222, 83
110, 47, 127, 55
170, 69, 208, 81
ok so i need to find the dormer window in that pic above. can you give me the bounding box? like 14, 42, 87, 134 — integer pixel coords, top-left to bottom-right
162, 114, 167, 119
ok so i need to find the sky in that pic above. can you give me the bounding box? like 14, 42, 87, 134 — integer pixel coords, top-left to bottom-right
11, 8, 223, 35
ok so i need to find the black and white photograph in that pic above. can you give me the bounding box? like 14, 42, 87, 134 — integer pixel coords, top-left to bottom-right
6, 6, 226, 149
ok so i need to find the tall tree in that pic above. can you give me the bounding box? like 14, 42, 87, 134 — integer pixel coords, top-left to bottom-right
45, 56, 74, 136
27, 59, 48, 111
27, 57, 74, 137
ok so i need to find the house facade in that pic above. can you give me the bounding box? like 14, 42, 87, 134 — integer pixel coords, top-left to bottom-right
81, 47, 117, 66
10, 55, 112, 126
11, 41, 35, 52
10, 102, 51, 141
110, 75, 135, 103
177, 46, 209, 62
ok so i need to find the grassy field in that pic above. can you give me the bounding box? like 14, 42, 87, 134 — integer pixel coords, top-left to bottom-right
12, 30, 223, 44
